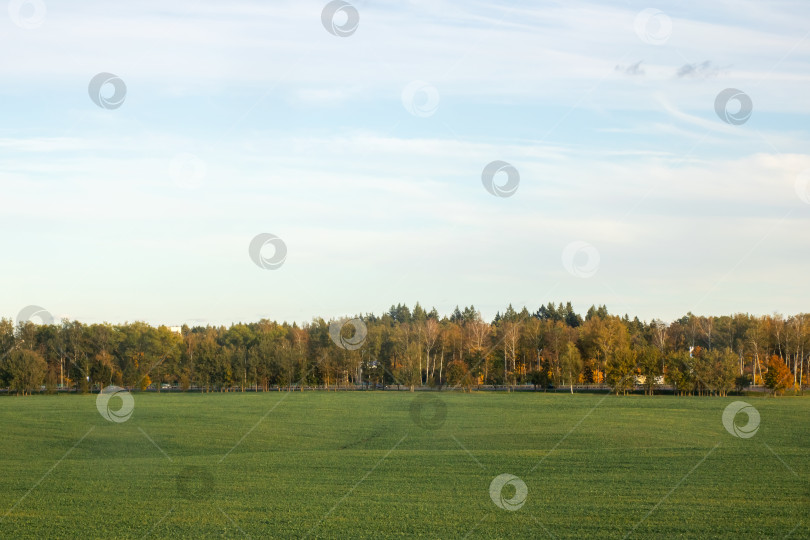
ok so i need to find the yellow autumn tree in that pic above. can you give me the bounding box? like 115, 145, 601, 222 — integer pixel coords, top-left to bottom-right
763, 355, 792, 396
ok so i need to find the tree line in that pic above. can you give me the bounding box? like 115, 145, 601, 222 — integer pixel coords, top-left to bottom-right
0, 302, 805, 396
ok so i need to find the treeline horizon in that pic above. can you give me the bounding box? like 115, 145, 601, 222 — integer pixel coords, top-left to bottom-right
1, 302, 806, 396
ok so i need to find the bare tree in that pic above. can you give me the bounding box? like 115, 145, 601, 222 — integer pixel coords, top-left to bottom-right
502, 321, 521, 390
423, 318, 439, 384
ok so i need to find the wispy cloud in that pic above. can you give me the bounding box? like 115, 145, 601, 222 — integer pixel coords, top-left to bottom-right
616, 60, 645, 76
675, 60, 722, 79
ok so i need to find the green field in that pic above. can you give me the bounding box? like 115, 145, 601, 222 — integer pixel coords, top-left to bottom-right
0, 392, 807, 539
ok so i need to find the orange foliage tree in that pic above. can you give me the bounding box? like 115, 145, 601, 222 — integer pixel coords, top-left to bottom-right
763, 355, 792, 396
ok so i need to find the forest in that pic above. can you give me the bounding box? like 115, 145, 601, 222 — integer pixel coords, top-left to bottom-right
0, 302, 805, 396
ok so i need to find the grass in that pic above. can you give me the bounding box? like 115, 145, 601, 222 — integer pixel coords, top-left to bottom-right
0, 391, 807, 539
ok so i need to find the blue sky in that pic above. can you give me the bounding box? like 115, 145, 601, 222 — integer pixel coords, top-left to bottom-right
2, 0, 810, 326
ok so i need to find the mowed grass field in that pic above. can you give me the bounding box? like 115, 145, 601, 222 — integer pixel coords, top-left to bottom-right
0, 391, 807, 539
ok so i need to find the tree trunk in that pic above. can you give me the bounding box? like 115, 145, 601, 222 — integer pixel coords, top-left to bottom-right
438, 351, 444, 386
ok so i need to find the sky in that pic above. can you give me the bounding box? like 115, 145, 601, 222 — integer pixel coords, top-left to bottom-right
2, 0, 810, 327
